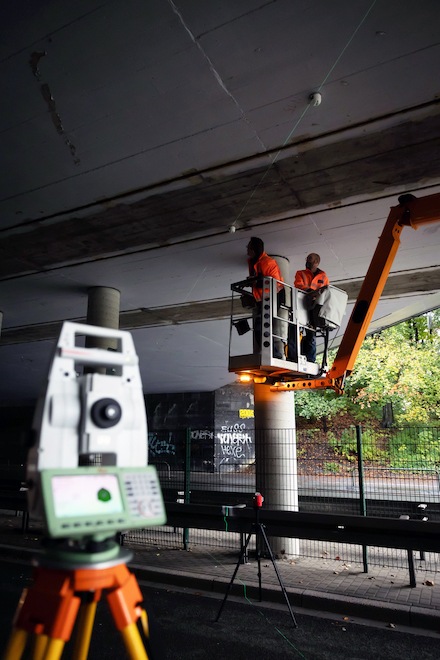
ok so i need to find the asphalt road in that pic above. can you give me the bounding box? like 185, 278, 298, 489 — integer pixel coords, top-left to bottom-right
1, 560, 439, 660
160, 470, 440, 501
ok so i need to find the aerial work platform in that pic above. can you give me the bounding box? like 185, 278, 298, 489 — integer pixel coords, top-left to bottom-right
230, 193, 440, 393
228, 276, 348, 384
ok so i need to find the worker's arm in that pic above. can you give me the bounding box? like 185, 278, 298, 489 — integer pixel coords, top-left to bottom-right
317, 272, 329, 288
294, 270, 308, 290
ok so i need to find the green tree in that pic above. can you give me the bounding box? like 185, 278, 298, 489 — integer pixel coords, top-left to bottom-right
294, 387, 346, 422
345, 312, 440, 424
295, 310, 440, 425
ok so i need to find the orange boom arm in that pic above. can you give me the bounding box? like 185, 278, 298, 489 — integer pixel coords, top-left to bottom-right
271, 192, 440, 394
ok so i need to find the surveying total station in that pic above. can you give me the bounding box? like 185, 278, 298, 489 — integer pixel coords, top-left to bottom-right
2, 322, 166, 660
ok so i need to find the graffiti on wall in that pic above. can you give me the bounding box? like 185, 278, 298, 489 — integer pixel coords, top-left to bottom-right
216, 423, 254, 466
147, 424, 254, 470
239, 409, 254, 419
148, 431, 176, 457
148, 429, 215, 472
190, 429, 214, 440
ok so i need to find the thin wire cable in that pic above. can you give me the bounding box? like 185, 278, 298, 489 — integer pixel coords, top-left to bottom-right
231, 0, 379, 230
198, 11, 382, 654
223, 507, 229, 532
234, 102, 312, 225
150, 5, 379, 655
204, 546, 308, 659
317, 0, 378, 93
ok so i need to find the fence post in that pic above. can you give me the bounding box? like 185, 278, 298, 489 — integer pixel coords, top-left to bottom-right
183, 428, 191, 550
356, 425, 368, 573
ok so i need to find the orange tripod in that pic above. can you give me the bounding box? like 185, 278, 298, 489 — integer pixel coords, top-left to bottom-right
2, 552, 153, 660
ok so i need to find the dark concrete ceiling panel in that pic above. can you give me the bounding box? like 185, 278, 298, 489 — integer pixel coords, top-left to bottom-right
1, 1, 440, 399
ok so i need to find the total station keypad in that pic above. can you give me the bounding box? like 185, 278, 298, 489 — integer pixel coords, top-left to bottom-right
123, 470, 164, 519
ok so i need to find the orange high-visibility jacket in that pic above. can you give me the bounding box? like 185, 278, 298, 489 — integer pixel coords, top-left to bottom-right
248, 252, 283, 301
294, 268, 329, 291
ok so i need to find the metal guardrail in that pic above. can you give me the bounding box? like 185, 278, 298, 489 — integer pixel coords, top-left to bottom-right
138, 426, 440, 582
164, 503, 440, 553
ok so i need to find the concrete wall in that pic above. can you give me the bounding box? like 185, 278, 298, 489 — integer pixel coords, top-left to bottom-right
145, 383, 255, 471
0, 384, 255, 469
213, 382, 254, 472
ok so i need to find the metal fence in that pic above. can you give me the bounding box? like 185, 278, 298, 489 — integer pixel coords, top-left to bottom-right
124, 424, 440, 572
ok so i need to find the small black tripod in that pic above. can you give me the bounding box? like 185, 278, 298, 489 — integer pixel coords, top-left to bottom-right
215, 493, 298, 627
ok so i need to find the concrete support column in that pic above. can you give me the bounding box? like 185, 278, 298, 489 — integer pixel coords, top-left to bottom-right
270, 255, 290, 285
254, 254, 298, 557
85, 287, 120, 351
254, 383, 299, 557
85, 288, 120, 376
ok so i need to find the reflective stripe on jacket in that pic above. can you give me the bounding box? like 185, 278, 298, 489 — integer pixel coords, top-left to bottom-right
248, 252, 283, 301
294, 268, 329, 291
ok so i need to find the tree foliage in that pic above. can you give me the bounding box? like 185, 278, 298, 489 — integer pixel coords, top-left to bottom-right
294, 388, 346, 422
295, 310, 440, 425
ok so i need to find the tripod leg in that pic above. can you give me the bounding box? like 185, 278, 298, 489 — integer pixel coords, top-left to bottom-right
120, 623, 149, 660
255, 526, 262, 601
72, 600, 98, 660
13, 567, 80, 645
40, 638, 65, 660
140, 610, 149, 639
31, 634, 49, 660
138, 605, 167, 660
259, 525, 298, 628
2, 628, 28, 660
215, 529, 254, 622
105, 570, 150, 660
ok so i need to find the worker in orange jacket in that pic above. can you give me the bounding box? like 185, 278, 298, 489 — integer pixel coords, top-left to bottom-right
246, 237, 284, 358
290, 253, 329, 362
294, 253, 329, 292
247, 237, 283, 300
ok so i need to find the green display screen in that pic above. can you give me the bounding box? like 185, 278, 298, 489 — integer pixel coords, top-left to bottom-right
51, 474, 124, 518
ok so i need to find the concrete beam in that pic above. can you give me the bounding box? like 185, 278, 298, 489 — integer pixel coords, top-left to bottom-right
1, 267, 439, 346
2, 109, 440, 280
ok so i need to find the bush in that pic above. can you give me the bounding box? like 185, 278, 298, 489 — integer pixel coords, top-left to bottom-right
328, 427, 387, 462
295, 390, 347, 422
324, 462, 342, 474
345, 321, 440, 425
388, 427, 440, 468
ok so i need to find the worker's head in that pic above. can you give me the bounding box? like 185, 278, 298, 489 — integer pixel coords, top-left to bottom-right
247, 237, 264, 260
306, 253, 320, 272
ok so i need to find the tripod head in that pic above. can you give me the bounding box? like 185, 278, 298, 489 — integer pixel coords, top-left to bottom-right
26, 322, 166, 558
253, 492, 264, 508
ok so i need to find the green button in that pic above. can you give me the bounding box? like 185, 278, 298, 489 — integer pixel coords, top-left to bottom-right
98, 488, 111, 502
